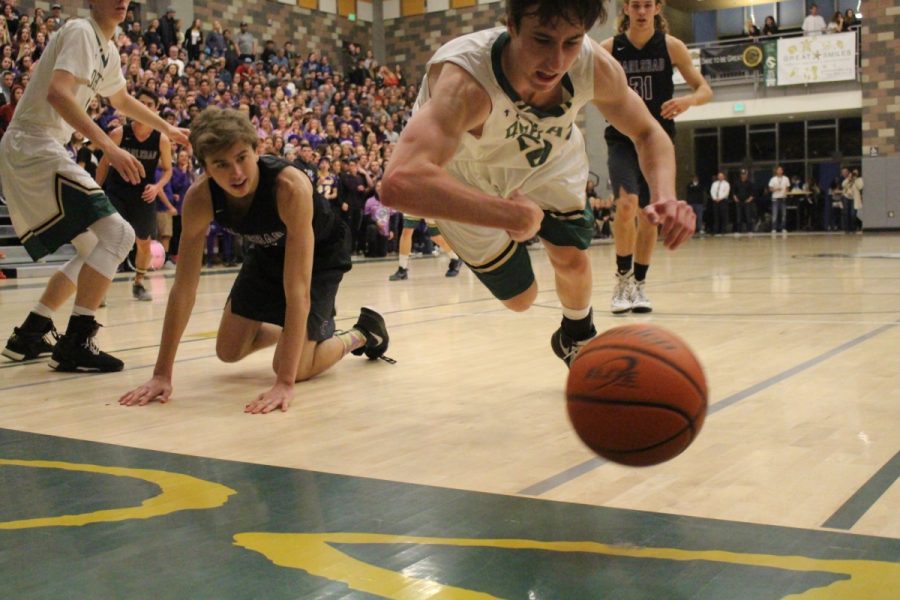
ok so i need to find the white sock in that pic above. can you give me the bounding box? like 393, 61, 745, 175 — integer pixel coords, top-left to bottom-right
561, 305, 591, 321
398, 255, 409, 269
72, 305, 96, 318
32, 303, 53, 318
447, 251, 459, 260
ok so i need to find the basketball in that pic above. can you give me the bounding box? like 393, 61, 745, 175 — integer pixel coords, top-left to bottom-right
566, 324, 708, 467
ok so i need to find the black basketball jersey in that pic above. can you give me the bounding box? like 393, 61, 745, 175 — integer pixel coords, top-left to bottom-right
605, 31, 675, 142
105, 123, 161, 198
208, 155, 340, 262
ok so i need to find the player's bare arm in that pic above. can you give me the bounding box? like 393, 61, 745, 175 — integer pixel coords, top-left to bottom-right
660, 36, 712, 120
119, 181, 212, 407
108, 87, 190, 147
244, 169, 315, 415
591, 43, 694, 248
94, 125, 124, 187
382, 63, 543, 241
142, 135, 173, 202
46, 69, 144, 185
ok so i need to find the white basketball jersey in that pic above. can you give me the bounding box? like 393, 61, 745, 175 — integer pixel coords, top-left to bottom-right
415, 27, 595, 202
10, 17, 125, 146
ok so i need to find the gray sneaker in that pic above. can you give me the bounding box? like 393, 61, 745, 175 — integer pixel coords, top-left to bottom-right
611, 272, 634, 314
132, 283, 152, 302
630, 279, 653, 313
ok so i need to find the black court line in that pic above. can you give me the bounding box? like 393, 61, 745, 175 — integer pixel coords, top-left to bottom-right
519, 319, 899, 497
822, 451, 900, 530
0, 353, 217, 392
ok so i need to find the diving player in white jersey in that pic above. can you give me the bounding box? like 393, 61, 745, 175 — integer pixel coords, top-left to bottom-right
0, 0, 189, 372
382, 0, 694, 366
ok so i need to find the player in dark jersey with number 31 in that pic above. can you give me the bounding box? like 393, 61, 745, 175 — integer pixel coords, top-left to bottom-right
603, 0, 711, 314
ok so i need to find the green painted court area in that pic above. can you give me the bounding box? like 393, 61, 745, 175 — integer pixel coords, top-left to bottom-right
1, 427, 898, 599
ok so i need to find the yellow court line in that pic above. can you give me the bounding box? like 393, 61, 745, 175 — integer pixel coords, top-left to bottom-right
234, 532, 900, 600
0, 459, 236, 529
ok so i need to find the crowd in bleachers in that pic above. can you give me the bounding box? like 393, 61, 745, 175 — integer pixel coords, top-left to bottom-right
0, 1, 420, 266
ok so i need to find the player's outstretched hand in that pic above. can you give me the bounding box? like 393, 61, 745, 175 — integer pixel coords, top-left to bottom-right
108, 145, 145, 185
506, 189, 544, 242
244, 382, 294, 414
166, 126, 191, 148
660, 97, 693, 120
119, 376, 173, 406
644, 199, 695, 250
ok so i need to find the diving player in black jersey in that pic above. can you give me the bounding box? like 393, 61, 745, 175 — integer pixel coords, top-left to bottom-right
603, 0, 711, 314
120, 108, 390, 414
97, 87, 174, 302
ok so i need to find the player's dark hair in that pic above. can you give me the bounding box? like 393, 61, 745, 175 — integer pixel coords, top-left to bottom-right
134, 86, 159, 106
190, 108, 259, 165
506, 0, 607, 31
618, 0, 669, 34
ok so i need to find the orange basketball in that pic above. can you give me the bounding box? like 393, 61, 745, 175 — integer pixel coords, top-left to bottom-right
566, 324, 707, 467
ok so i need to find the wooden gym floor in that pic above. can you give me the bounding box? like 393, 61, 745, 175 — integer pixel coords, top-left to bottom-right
1, 232, 898, 598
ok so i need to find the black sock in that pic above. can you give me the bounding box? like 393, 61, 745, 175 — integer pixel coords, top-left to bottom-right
633, 263, 650, 282
21, 311, 51, 332
616, 254, 633, 276
562, 309, 595, 341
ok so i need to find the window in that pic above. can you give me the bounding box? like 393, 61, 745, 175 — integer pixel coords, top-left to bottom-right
838, 117, 862, 158
750, 124, 776, 161
778, 0, 806, 28
717, 7, 746, 37
694, 132, 719, 184
721, 126, 747, 163
807, 125, 836, 159
779, 122, 804, 160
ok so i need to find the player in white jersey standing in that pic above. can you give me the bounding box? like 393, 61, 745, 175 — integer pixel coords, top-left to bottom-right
382, 0, 694, 366
0, 0, 189, 372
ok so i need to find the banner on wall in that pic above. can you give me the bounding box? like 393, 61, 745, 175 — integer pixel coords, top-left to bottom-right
673, 48, 701, 85
699, 42, 764, 78
762, 40, 777, 87
776, 32, 856, 86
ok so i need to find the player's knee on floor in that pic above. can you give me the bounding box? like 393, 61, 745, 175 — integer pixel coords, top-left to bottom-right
216, 339, 245, 363
84, 213, 136, 279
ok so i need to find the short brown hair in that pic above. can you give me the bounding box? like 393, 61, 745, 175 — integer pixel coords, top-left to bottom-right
189, 108, 258, 165
506, 0, 607, 30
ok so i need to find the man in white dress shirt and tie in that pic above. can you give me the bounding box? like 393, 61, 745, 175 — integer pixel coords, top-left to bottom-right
709, 171, 730, 235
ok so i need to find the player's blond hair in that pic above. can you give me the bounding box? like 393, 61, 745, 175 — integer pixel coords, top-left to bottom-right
189, 108, 259, 165
617, 0, 669, 34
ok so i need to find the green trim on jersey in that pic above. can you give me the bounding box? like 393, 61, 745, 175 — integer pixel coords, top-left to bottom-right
21, 174, 116, 260
402, 217, 440, 237
491, 32, 575, 119
467, 240, 534, 301
539, 206, 595, 250
465, 208, 594, 301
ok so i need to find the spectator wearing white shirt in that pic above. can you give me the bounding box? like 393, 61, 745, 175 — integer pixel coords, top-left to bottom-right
802, 4, 827, 36
165, 45, 184, 77
768, 166, 790, 234
709, 172, 731, 235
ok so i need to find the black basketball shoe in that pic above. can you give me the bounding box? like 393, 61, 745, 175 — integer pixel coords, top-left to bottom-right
351, 307, 390, 360
445, 258, 462, 277
49, 315, 124, 372
2, 319, 59, 361
551, 325, 597, 368
388, 266, 408, 281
